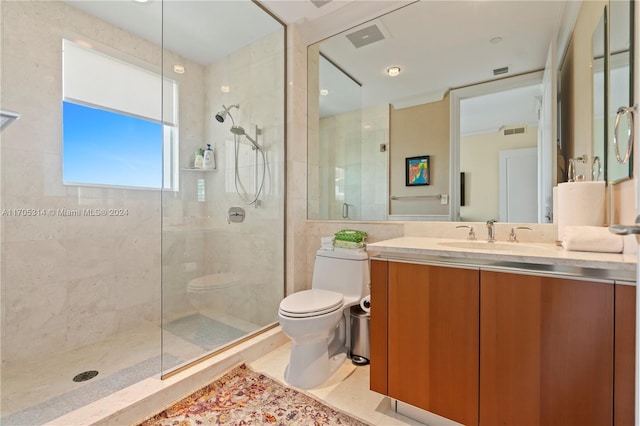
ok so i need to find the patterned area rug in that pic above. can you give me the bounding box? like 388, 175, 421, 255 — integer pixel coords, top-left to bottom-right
138, 363, 370, 425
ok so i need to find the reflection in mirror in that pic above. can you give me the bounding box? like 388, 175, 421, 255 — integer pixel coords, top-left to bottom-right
459, 81, 543, 222
309, 50, 388, 220
307, 1, 574, 223
592, 8, 606, 182
607, 0, 634, 183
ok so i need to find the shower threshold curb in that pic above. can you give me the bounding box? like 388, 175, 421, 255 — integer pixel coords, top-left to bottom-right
43, 327, 288, 426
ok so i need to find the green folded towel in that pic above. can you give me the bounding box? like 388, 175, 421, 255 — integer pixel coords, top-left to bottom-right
334, 229, 367, 243
334, 240, 365, 249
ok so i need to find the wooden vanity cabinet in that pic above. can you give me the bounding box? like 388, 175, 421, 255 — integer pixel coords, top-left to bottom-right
614, 283, 636, 426
370, 258, 389, 394
372, 260, 480, 425
479, 271, 614, 426
371, 259, 632, 426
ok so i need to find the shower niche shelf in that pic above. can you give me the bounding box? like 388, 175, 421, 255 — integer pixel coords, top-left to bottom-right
180, 168, 215, 172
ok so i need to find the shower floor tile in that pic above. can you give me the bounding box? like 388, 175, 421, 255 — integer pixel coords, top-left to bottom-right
163, 313, 247, 351
1, 354, 182, 426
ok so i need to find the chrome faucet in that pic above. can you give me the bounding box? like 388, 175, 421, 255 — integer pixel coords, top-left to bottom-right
486, 220, 497, 242
509, 226, 532, 242
456, 225, 476, 240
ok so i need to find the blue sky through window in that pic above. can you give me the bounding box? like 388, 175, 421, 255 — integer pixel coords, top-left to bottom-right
63, 101, 163, 189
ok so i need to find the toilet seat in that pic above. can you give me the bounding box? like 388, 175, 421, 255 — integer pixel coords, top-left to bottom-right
187, 273, 239, 292
279, 289, 343, 318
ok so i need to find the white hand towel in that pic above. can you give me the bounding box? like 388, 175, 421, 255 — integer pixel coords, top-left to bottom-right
562, 226, 624, 253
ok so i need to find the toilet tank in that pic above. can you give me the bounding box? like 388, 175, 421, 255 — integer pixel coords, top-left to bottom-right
311, 250, 370, 299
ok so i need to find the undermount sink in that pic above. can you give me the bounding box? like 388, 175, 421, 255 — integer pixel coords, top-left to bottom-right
438, 240, 547, 252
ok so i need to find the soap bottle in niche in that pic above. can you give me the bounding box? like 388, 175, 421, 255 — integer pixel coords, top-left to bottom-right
203, 144, 215, 169
194, 148, 204, 169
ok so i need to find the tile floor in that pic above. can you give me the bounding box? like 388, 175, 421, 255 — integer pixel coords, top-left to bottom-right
250, 342, 422, 425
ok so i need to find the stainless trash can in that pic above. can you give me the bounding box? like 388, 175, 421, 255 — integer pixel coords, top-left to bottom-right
350, 304, 370, 366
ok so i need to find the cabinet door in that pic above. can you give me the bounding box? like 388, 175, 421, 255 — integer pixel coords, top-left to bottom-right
388, 262, 479, 426
614, 284, 635, 426
480, 271, 614, 426
370, 258, 388, 395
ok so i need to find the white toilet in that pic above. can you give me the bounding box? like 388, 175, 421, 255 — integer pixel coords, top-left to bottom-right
278, 249, 370, 389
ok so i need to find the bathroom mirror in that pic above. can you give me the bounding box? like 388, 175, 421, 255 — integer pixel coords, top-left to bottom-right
592, 8, 606, 182
607, 0, 634, 183
308, 1, 582, 222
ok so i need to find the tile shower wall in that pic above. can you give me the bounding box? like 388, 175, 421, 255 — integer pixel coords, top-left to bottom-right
199, 29, 285, 327
0, 1, 205, 364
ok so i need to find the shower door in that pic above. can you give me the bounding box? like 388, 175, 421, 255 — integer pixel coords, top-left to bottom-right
159, 0, 286, 374
1, 1, 165, 423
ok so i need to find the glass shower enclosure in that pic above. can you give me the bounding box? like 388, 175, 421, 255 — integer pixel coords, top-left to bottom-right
0, 1, 285, 424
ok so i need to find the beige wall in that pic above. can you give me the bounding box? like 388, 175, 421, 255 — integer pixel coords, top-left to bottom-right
286, 25, 311, 297
389, 95, 450, 216
460, 127, 538, 222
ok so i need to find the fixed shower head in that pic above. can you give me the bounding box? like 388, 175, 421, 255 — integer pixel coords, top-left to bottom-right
214, 104, 239, 123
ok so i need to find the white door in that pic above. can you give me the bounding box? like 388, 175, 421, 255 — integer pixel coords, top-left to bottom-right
499, 147, 537, 222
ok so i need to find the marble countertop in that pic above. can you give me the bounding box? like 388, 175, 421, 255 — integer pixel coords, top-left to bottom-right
367, 237, 637, 279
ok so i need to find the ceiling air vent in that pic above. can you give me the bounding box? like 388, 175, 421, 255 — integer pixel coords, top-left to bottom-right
503, 126, 526, 136
346, 24, 386, 49
493, 66, 509, 76
310, 0, 332, 8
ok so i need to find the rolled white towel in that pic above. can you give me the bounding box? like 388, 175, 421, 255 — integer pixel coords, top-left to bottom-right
562, 226, 623, 253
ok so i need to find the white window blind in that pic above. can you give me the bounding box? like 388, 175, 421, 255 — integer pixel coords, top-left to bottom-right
63, 39, 176, 126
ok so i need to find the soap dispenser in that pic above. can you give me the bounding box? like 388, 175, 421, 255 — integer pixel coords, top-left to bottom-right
203, 144, 215, 170
194, 148, 204, 169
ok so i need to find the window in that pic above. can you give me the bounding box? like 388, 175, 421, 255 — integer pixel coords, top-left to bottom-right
62, 38, 178, 190
63, 101, 163, 188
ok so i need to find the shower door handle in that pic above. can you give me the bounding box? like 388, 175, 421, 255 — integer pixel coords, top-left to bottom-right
342, 203, 349, 219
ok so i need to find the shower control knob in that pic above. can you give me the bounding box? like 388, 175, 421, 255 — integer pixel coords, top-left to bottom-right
227, 207, 246, 224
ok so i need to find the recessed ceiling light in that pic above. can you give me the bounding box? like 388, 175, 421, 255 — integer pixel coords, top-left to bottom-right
220, 85, 230, 93
386, 66, 401, 77
320, 89, 329, 96
133, 0, 152, 3
490, 36, 503, 45
173, 64, 185, 74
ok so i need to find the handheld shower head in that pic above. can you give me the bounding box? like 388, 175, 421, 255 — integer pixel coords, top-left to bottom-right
214, 104, 239, 123
231, 125, 261, 149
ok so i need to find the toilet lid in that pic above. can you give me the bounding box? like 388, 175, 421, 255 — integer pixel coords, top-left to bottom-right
279, 289, 343, 318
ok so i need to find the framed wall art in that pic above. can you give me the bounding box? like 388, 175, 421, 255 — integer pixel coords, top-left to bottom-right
405, 155, 430, 186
